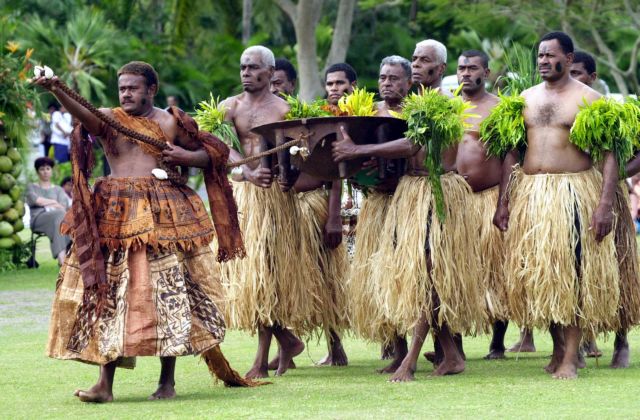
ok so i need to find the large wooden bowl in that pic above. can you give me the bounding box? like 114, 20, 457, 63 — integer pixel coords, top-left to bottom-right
251, 116, 407, 181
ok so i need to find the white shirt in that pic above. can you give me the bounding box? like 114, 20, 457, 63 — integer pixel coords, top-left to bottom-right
50, 111, 72, 146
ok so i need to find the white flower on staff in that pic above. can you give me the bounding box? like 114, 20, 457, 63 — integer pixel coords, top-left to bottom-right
151, 168, 168, 180
33, 65, 55, 79
43, 66, 54, 79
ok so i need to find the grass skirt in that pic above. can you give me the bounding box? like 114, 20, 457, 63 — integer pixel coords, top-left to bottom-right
371, 174, 486, 335
469, 186, 509, 325
298, 189, 350, 336
505, 168, 620, 332
47, 245, 226, 366
613, 183, 640, 331
220, 182, 314, 335
346, 191, 397, 343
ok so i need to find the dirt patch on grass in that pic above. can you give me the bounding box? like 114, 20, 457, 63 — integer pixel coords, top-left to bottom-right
0, 290, 53, 334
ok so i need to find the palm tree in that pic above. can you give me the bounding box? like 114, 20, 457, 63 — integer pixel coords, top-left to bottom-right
21, 8, 120, 103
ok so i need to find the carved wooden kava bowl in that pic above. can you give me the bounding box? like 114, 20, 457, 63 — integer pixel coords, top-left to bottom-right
251, 116, 408, 182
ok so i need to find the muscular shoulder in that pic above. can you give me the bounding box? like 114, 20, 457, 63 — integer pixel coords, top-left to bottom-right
573, 81, 601, 105
151, 107, 178, 140
485, 92, 499, 105
521, 83, 543, 101
220, 95, 241, 114
99, 107, 113, 117
270, 94, 290, 117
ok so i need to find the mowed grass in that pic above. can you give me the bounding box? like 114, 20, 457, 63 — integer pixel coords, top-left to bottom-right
1, 236, 640, 419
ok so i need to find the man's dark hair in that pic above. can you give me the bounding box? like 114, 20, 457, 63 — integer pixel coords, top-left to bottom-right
325, 63, 357, 83
573, 51, 596, 74
34, 156, 55, 170
460, 49, 490, 69
117, 61, 159, 89
60, 176, 72, 186
539, 31, 574, 55
275, 58, 297, 82
48, 101, 60, 111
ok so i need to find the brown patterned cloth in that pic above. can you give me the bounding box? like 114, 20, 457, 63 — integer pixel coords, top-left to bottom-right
64, 107, 244, 291
92, 176, 214, 252
51, 176, 260, 387
47, 243, 226, 364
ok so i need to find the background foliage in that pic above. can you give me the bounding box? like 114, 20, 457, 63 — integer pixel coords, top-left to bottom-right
2, 0, 638, 110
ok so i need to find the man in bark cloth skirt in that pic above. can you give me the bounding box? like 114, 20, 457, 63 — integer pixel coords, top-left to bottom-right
492, 32, 630, 379
333, 40, 486, 382
346, 55, 412, 373
33, 61, 257, 403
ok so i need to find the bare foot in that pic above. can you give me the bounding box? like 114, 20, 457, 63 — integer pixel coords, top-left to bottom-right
381, 343, 394, 360
268, 354, 296, 370
245, 363, 269, 379
74, 384, 113, 403
611, 343, 630, 369
577, 349, 586, 369
275, 340, 305, 376
377, 356, 403, 374
483, 349, 506, 360
423, 351, 441, 366
432, 358, 465, 376
552, 362, 578, 379
507, 341, 536, 353
581, 340, 602, 358
544, 357, 560, 374
148, 382, 176, 400
389, 365, 415, 382
316, 341, 348, 367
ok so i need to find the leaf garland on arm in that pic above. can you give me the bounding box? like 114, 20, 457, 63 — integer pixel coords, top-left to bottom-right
569, 97, 639, 178
624, 96, 640, 151
283, 95, 333, 120
194, 94, 242, 153
338, 87, 377, 116
479, 92, 526, 159
397, 88, 473, 221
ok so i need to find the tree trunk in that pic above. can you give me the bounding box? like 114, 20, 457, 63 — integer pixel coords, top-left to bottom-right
275, 0, 357, 101
276, 0, 325, 101
324, 0, 357, 70
242, 0, 253, 45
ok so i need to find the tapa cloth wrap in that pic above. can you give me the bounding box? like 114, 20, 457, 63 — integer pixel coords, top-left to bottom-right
47, 242, 225, 365
64, 107, 244, 291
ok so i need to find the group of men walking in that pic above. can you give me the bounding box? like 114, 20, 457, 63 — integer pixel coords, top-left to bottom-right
33, 29, 640, 403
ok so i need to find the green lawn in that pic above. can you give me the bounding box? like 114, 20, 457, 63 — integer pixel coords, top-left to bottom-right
1, 239, 639, 419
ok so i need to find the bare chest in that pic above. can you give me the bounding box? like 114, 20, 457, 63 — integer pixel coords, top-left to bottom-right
524, 98, 577, 130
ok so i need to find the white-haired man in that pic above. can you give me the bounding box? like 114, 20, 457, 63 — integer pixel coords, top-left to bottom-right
333, 40, 485, 382
220, 45, 311, 379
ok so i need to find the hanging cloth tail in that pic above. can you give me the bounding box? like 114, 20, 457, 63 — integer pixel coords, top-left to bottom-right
201, 346, 270, 387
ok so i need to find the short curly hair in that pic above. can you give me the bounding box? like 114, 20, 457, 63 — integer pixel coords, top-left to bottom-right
34, 156, 55, 170
117, 61, 159, 89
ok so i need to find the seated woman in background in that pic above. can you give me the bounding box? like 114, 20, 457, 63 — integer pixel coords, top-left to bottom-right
26, 157, 71, 265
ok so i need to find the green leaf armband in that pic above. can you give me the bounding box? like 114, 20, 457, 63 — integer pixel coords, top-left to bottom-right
569, 97, 639, 177
396, 88, 473, 221
195, 94, 242, 153
479, 93, 526, 159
